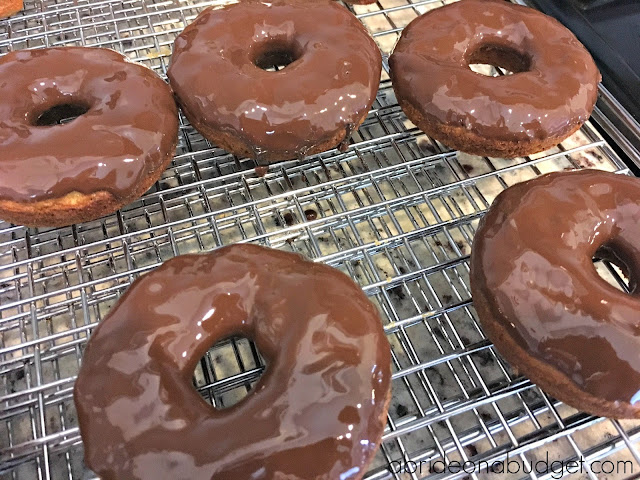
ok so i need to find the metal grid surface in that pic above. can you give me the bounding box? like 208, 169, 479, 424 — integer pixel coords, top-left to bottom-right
1, 0, 640, 479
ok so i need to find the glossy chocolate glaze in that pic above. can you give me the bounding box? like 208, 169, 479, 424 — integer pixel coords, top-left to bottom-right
167, 0, 381, 161
0, 47, 178, 202
389, 0, 600, 142
471, 170, 640, 403
74, 244, 391, 480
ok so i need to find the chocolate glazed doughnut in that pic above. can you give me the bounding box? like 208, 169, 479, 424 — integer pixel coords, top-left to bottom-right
167, 0, 381, 164
0, 47, 178, 227
471, 170, 640, 418
389, 0, 601, 158
74, 244, 392, 479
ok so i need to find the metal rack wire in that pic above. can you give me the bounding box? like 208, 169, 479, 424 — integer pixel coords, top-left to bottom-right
1, 0, 640, 479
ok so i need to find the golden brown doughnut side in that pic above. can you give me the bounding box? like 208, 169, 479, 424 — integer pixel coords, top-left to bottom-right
471, 293, 640, 419
470, 170, 640, 418
178, 97, 368, 163
393, 99, 584, 158
0, 142, 175, 227
0, 0, 22, 18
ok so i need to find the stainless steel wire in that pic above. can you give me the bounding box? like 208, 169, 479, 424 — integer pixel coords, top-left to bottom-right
1, 0, 640, 479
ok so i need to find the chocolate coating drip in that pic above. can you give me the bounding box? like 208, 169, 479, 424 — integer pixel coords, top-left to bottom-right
471, 170, 640, 409
74, 244, 391, 479
389, 0, 600, 143
167, 0, 381, 162
0, 47, 178, 202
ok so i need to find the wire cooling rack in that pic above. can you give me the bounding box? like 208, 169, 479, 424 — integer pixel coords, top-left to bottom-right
2, 0, 640, 479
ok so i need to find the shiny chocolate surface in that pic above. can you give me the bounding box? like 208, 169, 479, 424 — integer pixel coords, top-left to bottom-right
389, 0, 600, 142
0, 47, 178, 202
167, 0, 381, 161
74, 244, 391, 480
471, 170, 640, 403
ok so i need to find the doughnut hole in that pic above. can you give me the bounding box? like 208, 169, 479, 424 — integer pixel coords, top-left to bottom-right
33, 102, 91, 126
593, 241, 638, 294
193, 335, 267, 410
252, 38, 304, 72
466, 43, 532, 77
